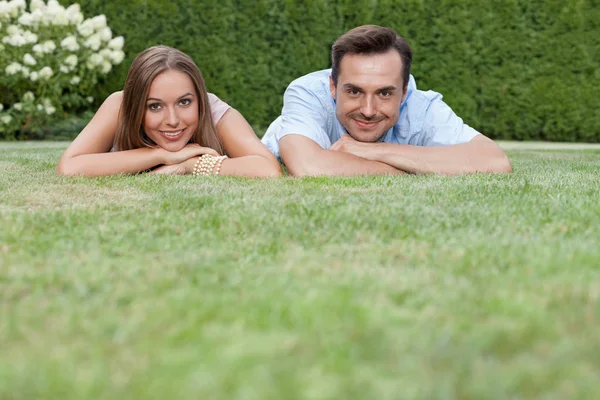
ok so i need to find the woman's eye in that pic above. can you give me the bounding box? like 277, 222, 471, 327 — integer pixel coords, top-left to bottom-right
179, 98, 192, 106
148, 103, 161, 111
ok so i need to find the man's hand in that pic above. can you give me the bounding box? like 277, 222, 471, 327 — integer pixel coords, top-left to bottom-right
329, 134, 372, 159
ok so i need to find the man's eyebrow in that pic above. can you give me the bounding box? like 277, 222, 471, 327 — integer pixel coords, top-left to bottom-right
146, 93, 194, 102
376, 86, 398, 92
342, 83, 363, 91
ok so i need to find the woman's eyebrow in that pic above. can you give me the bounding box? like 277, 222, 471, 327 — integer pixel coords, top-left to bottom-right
146, 92, 194, 102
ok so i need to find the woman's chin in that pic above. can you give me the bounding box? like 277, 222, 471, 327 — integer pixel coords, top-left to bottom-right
159, 141, 187, 153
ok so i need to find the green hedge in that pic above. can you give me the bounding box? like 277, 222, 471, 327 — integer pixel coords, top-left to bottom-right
63, 0, 599, 141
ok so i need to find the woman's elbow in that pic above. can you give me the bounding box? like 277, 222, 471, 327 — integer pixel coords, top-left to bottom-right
56, 159, 80, 176
255, 161, 283, 178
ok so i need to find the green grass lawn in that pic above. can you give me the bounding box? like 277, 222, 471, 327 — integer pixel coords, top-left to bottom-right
1, 141, 600, 399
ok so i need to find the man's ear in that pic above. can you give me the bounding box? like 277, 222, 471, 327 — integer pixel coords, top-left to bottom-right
329, 75, 336, 100
401, 85, 408, 104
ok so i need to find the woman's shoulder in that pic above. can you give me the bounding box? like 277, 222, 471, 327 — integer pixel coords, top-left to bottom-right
97, 91, 123, 112
108, 90, 123, 103
207, 93, 232, 124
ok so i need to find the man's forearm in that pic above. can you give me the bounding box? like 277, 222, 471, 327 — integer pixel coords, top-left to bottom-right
358, 137, 512, 175
293, 149, 402, 176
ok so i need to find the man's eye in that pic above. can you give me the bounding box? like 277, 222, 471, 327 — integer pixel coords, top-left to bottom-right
148, 103, 161, 111
347, 89, 360, 96
380, 91, 392, 98
179, 98, 192, 106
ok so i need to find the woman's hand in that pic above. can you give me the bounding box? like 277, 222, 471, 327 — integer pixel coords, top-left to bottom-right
150, 156, 199, 175
159, 144, 219, 165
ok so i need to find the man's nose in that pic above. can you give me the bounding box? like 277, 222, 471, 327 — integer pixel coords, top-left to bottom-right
360, 96, 376, 119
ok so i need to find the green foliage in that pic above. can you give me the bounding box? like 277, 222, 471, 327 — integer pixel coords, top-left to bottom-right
0, 1, 125, 139
59, 0, 600, 141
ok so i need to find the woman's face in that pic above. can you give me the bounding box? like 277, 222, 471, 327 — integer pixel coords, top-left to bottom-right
143, 69, 199, 152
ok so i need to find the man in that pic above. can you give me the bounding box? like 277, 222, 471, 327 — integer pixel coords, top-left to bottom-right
261, 25, 512, 176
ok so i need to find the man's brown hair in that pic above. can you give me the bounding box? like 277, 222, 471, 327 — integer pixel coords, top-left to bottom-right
113, 45, 224, 154
331, 25, 413, 88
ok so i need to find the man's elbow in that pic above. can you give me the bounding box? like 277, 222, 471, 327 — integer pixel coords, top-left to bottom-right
484, 152, 512, 174
285, 160, 326, 177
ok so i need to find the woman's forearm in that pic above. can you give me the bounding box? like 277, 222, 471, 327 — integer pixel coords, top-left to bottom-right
217, 155, 283, 178
57, 147, 164, 177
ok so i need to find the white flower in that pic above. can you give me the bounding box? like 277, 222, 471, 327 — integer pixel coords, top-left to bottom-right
59, 65, 69, 73
99, 48, 111, 58
1, 115, 13, 124
31, 8, 44, 24
13, 103, 23, 111
23, 53, 36, 65
83, 34, 101, 51
60, 35, 79, 51
30, 71, 39, 81
0, 3, 9, 21
8, 0, 26, 18
32, 43, 43, 53
38, 66, 53, 80
23, 91, 35, 102
0, 104, 3, 111
20, 66, 29, 77
65, 4, 82, 25
3, 34, 26, 47
36, 104, 43, 111
86, 96, 93, 103
108, 36, 124, 50
6, 25, 20, 35
99, 26, 111, 42
70, 76, 80, 85
45, 105, 56, 115
22, 31, 38, 44
91, 14, 106, 30
77, 19, 94, 36
86, 53, 103, 69
5, 62, 22, 75
30, 0, 46, 12
100, 61, 112, 74
64, 54, 78, 67
45, 0, 67, 25
109, 49, 125, 64
42, 40, 55, 52
18, 12, 34, 26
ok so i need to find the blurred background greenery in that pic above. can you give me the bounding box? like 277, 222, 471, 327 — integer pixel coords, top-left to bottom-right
18, 0, 600, 141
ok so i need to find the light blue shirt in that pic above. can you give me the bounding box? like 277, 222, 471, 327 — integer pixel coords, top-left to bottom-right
262, 69, 480, 159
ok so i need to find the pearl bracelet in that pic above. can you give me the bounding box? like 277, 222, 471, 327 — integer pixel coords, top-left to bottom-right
192, 154, 228, 176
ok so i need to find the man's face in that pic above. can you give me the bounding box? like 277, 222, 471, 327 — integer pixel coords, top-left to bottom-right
330, 50, 407, 143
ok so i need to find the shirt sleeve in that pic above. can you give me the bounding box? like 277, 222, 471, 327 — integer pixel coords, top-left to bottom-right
277, 83, 332, 149
207, 93, 231, 125
419, 95, 480, 146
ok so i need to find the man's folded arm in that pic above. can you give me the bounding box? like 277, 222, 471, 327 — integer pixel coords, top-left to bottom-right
279, 134, 403, 177
341, 134, 512, 175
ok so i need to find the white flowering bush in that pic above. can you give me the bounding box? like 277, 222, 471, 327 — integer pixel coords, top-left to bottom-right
0, 0, 125, 138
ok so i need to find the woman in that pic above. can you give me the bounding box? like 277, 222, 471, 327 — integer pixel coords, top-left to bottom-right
57, 46, 282, 177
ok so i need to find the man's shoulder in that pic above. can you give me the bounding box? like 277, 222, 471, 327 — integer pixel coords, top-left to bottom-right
286, 69, 332, 97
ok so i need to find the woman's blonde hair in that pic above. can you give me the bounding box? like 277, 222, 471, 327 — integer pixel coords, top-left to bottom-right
113, 46, 224, 154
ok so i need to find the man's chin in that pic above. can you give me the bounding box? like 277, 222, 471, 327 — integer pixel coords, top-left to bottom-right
347, 130, 386, 143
